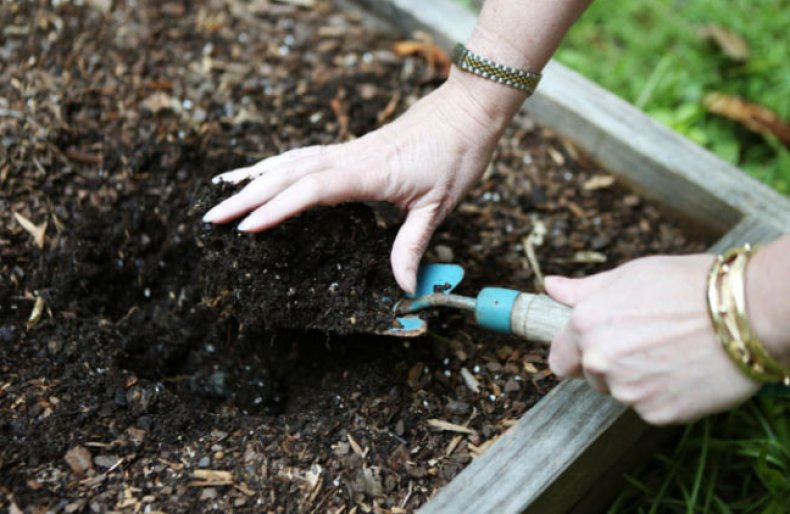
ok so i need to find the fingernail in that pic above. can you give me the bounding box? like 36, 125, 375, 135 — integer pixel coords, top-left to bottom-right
237, 218, 252, 231
202, 208, 219, 223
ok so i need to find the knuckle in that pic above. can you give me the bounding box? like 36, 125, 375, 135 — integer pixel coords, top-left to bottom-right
609, 384, 640, 407
298, 174, 323, 199
581, 348, 608, 374
636, 406, 676, 427
570, 304, 598, 334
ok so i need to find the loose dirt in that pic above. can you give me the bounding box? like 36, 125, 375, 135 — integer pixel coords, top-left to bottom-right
0, 0, 708, 512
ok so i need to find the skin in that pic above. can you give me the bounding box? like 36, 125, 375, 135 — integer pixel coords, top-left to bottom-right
204, 0, 790, 425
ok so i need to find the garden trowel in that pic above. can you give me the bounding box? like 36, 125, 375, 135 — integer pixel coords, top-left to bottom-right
383, 263, 570, 344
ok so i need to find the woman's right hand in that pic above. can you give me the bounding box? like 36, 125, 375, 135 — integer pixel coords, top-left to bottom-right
203, 71, 523, 293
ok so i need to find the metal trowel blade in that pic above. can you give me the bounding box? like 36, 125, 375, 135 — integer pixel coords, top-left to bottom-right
378, 263, 466, 337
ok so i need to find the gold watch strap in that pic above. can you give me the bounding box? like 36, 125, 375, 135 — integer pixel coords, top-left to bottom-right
451, 43, 541, 95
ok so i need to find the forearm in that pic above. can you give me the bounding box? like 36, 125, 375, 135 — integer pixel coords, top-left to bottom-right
445, 0, 592, 130
746, 235, 790, 365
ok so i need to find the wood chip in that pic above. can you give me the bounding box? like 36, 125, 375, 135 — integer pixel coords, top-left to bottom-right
376, 92, 400, 125
468, 437, 498, 457
523, 217, 546, 291
346, 433, 367, 459
459, 367, 480, 393
26, 296, 45, 330
13, 212, 47, 249
190, 469, 233, 486
572, 251, 607, 264
64, 446, 93, 475
426, 419, 476, 435
444, 434, 463, 456
582, 174, 615, 191
273, 0, 316, 7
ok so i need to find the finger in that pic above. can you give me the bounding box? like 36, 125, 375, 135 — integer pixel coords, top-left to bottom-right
548, 323, 583, 378
544, 271, 616, 307
203, 152, 331, 223
390, 207, 441, 294
211, 146, 326, 184
582, 364, 610, 394
237, 169, 377, 232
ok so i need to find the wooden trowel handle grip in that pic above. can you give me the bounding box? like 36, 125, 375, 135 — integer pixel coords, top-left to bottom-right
475, 288, 571, 344
510, 293, 571, 344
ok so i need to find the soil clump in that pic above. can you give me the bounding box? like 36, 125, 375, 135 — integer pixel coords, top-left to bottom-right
0, 0, 707, 512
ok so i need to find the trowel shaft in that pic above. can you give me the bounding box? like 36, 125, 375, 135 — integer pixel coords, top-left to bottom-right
473, 288, 570, 343
399, 288, 571, 344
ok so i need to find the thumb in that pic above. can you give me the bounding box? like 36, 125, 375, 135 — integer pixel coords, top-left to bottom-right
544, 270, 615, 307
391, 207, 440, 294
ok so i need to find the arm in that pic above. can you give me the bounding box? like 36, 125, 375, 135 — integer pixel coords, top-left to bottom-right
546, 236, 790, 425
203, 0, 592, 293
747, 235, 790, 365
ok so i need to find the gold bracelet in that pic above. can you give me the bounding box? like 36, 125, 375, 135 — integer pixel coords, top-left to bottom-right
706, 244, 790, 385
451, 43, 541, 95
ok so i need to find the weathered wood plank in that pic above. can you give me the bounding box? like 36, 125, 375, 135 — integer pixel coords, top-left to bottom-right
418, 219, 786, 514
355, 0, 790, 233
708, 215, 786, 252
418, 379, 632, 514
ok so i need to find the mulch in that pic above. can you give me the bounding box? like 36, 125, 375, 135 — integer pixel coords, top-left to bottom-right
0, 0, 707, 512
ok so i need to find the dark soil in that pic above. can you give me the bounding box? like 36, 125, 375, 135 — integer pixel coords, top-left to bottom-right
0, 0, 709, 512
194, 184, 400, 335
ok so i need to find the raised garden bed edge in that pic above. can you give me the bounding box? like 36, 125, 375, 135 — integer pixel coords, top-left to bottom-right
348, 0, 790, 512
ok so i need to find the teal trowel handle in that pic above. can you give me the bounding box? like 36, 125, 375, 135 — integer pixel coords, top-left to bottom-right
475, 287, 571, 344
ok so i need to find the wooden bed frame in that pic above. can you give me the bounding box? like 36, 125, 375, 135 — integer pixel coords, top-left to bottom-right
347, 1, 790, 511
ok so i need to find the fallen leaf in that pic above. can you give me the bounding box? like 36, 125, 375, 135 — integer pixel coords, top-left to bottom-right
14, 212, 47, 249
698, 25, 749, 61
392, 40, 450, 78
704, 92, 790, 148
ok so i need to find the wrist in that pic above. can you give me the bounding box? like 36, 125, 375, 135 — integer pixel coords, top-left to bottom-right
441, 66, 524, 139
746, 238, 790, 365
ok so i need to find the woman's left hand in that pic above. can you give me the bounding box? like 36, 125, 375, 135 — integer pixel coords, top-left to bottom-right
545, 254, 760, 425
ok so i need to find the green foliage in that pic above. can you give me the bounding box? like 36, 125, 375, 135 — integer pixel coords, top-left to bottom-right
555, 0, 790, 194
609, 398, 790, 513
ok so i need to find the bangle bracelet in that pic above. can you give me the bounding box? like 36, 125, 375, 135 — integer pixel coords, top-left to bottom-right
706, 244, 790, 385
451, 43, 542, 95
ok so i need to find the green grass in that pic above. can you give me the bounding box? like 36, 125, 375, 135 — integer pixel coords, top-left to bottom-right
555, 0, 790, 194
610, 399, 790, 513
454, 0, 790, 511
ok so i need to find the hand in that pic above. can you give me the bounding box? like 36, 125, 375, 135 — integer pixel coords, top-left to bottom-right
202, 72, 518, 293
545, 255, 760, 425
